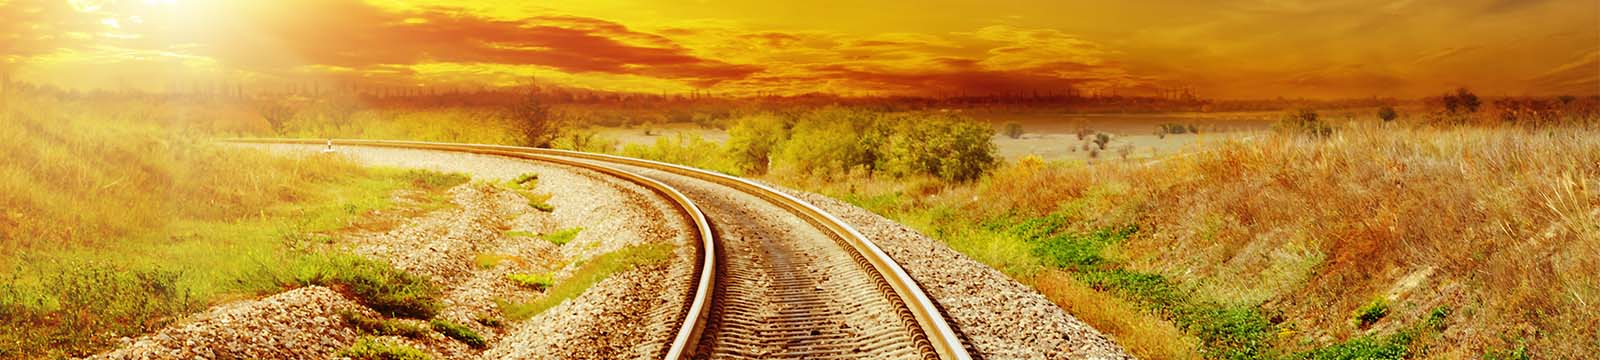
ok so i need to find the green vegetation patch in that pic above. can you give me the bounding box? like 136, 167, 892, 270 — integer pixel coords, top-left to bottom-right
337, 337, 432, 360
1352, 298, 1390, 328
429, 319, 487, 349
340, 310, 431, 339
1292, 330, 1414, 360
287, 253, 442, 319
506, 273, 555, 291
541, 227, 583, 245
498, 243, 673, 320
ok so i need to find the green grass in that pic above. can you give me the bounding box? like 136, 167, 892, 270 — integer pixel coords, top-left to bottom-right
340, 310, 431, 339
285, 253, 443, 319
499, 243, 674, 320
506, 273, 555, 291
473, 253, 509, 270
0, 159, 463, 358
1292, 331, 1414, 360
1352, 298, 1390, 328
541, 227, 583, 245
429, 319, 486, 348
337, 336, 432, 360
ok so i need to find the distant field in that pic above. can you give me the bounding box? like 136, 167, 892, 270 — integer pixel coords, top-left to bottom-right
596, 110, 1276, 162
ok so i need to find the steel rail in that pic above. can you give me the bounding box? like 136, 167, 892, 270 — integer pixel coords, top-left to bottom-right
226, 139, 715, 360
228, 138, 971, 360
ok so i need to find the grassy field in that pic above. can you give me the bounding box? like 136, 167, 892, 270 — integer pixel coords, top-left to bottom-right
0, 92, 467, 358
784, 119, 1598, 359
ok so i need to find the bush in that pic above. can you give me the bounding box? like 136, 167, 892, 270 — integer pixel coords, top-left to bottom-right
1004, 121, 1024, 139
1377, 106, 1398, 122
726, 114, 790, 175
291, 254, 442, 319
1093, 133, 1112, 150
1441, 87, 1481, 114
430, 319, 486, 348
878, 113, 999, 182
1275, 108, 1334, 137
1294, 331, 1413, 360
338, 337, 431, 360
506, 94, 561, 148
773, 108, 882, 177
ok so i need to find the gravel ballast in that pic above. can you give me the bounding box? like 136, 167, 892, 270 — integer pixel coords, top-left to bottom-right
783, 189, 1133, 360
91, 144, 696, 359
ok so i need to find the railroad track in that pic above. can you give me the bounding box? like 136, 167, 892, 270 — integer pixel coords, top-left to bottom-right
231, 139, 972, 360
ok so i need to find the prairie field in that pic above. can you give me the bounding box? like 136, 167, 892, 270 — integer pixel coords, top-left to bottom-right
2, 84, 1597, 359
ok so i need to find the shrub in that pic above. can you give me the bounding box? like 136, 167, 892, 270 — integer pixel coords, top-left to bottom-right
773, 108, 882, 177
506, 94, 561, 148
878, 113, 999, 182
1377, 106, 1398, 122
338, 337, 431, 360
1093, 133, 1111, 150
429, 319, 486, 348
1441, 87, 1481, 114
1158, 123, 1191, 135
290, 254, 442, 319
726, 114, 790, 175
1003, 121, 1024, 139
1425, 305, 1451, 330
1275, 108, 1333, 137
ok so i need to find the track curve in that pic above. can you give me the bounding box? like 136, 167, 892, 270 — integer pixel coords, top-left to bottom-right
229, 139, 972, 360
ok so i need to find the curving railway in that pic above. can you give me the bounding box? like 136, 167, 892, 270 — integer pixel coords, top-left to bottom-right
232, 139, 973, 360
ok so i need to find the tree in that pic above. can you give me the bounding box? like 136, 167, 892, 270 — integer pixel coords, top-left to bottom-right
1377, 106, 1398, 122
726, 115, 790, 175
1093, 133, 1111, 150
253, 101, 295, 134
1003, 121, 1024, 139
507, 94, 561, 148
878, 113, 998, 182
1442, 88, 1481, 114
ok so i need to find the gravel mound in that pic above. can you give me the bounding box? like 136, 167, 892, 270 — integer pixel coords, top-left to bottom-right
89, 286, 366, 360
782, 189, 1133, 360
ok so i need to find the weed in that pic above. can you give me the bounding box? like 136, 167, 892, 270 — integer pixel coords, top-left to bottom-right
474, 313, 505, 328
499, 243, 673, 320
1293, 330, 1413, 360
541, 227, 583, 245
289, 254, 442, 319
340, 310, 431, 339
506, 273, 555, 291
473, 253, 508, 270
429, 319, 486, 348
510, 173, 539, 188
401, 170, 470, 190
1352, 298, 1389, 328
337, 337, 431, 360
1425, 305, 1450, 330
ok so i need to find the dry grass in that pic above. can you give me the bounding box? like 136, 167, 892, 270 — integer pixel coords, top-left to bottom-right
1032, 270, 1202, 359
975, 122, 1599, 357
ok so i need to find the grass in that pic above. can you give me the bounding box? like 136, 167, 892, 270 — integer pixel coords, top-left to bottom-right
285, 253, 443, 319
752, 119, 1599, 358
505, 273, 555, 291
341, 310, 431, 339
498, 243, 673, 320
541, 227, 583, 245
0, 92, 469, 357
337, 336, 432, 360
503, 173, 555, 212
429, 319, 486, 348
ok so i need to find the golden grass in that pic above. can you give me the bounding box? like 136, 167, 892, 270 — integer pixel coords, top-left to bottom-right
0, 92, 468, 358
1032, 270, 1203, 359
975, 122, 1599, 357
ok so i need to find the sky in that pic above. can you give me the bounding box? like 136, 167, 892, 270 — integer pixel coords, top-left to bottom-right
0, 0, 1595, 98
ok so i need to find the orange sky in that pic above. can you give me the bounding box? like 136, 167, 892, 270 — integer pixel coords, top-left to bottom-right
1, 0, 1595, 98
